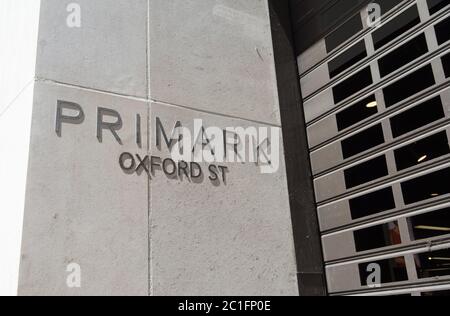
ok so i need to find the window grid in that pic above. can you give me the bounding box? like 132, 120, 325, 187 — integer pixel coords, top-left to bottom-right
297, 0, 450, 295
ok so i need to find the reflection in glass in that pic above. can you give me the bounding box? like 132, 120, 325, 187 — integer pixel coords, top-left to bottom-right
354, 221, 401, 252
416, 249, 450, 279
409, 207, 450, 240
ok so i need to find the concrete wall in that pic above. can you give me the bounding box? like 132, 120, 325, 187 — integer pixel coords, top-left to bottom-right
18, 0, 299, 295
0, 0, 41, 296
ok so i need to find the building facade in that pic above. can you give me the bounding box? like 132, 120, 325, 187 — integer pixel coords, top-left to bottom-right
289, 0, 450, 296
0, 0, 449, 296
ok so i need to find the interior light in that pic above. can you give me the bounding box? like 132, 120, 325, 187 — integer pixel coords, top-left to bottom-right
414, 225, 450, 232
417, 155, 428, 163
366, 101, 378, 108
427, 257, 450, 261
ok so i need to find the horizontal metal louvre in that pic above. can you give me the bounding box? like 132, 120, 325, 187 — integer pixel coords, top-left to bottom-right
428, 0, 450, 15
372, 5, 421, 50
296, 0, 450, 295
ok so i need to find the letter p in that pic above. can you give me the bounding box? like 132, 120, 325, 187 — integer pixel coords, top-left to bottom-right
55, 100, 85, 137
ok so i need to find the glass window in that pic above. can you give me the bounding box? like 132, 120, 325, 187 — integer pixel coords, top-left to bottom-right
336, 95, 378, 131
354, 221, 401, 252
415, 248, 450, 279
401, 168, 450, 205
376, 0, 404, 16
394, 131, 450, 171
443, 53, 450, 78
383, 65, 435, 107
372, 6, 421, 50
409, 207, 450, 240
326, 14, 363, 53
435, 16, 450, 45
341, 124, 385, 159
329, 40, 367, 78
422, 290, 450, 296
359, 257, 408, 286
333, 67, 373, 104
378, 33, 428, 77
350, 187, 396, 220
390, 96, 445, 138
428, 0, 450, 15
345, 155, 389, 189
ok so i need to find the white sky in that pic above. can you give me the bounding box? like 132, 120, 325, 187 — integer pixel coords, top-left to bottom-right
0, 0, 40, 296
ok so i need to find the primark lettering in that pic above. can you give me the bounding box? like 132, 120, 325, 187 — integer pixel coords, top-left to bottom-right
55, 100, 279, 183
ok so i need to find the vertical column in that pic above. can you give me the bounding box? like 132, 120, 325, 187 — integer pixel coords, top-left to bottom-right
268, 0, 328, 295
147, 0, 299, 295
18, 0, 299, 296
18, 0, 150, 296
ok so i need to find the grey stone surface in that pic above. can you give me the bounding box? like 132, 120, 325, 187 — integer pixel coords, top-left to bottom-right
148, 102, 298, 296
36, 0, 147, 97
18, 82, 149, 296
19, 0, 299, 296
148, 0, 281, 125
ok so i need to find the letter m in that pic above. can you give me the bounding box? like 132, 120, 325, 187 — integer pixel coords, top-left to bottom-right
155, 117, 182, 151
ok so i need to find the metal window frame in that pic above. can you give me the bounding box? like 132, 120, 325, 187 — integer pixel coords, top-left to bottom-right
296, 0, 450, 295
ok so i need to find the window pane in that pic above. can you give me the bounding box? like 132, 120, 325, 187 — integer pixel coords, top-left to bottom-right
350, 187, 396, 220
377, 0, 404, 15
390, 96, 445, 138
378, 33, 428, 77
383, 65, 435, 108
422, 290, 450, 296
394, 131, 450, 171
409, 207, 450, 240
345, 155, 389, 189
341, 124, 385, 159
326, 14, 363, 53
359, 257, 408, 286
372, 6, 421, 50
443, 53, 450, 78
329, 40, 367, 78
354, 221, 401, 252
428, 0, 450, 15
336, 95, 378, 131
435, 16, 450, 45
401, 168, 450, 205
333, 67, 373, 104
416, 249, 450, 279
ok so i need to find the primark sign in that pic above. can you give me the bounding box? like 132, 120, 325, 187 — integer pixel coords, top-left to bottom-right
55, 101, 281, 184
